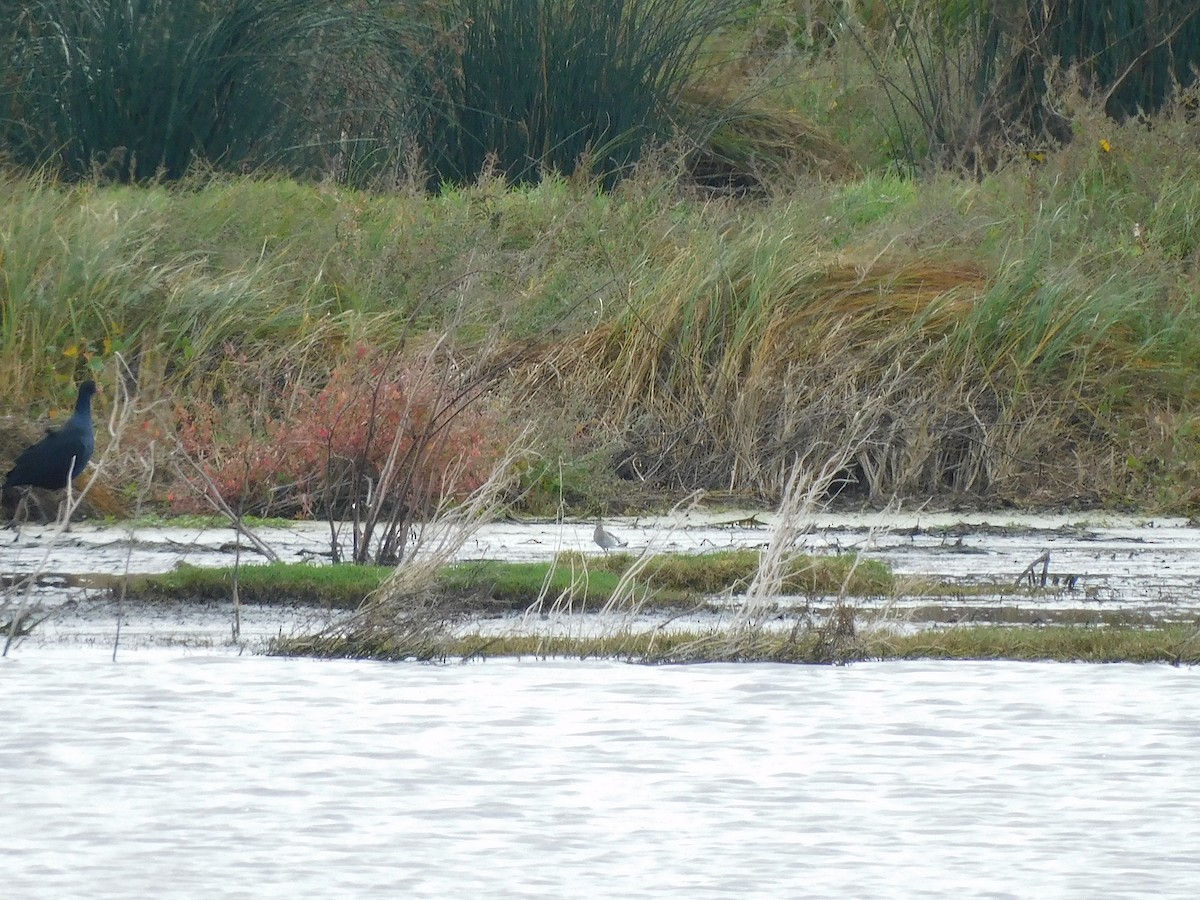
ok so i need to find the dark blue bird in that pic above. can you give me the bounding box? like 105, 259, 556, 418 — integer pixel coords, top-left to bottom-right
3, 381, 97, 504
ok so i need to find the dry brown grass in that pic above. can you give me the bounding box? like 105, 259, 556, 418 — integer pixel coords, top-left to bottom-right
530, 240, 1003, 501
679, 83, 860, 190
521, 206, 1196, 509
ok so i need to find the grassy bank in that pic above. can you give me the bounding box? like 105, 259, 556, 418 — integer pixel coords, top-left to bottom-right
2, 3, 1199, 519
5, 121, 1200, 516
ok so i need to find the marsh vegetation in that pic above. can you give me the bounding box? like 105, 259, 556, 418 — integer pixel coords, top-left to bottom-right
3, 1, 1200, 660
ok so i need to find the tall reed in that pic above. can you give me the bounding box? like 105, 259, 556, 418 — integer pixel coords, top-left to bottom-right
420, 0, 740, 186
0, 0, 425, 183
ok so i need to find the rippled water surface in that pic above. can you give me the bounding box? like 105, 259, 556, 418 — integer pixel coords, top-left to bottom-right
2, 653, 1198, 898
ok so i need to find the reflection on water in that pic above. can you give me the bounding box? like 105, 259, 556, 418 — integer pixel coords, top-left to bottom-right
1, 653, 1198, 898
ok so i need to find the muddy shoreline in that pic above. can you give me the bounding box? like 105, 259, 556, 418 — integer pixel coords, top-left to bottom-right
4, 511, 1199, 653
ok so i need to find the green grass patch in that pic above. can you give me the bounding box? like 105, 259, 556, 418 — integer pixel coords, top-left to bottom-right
901, 603, 1179, 628
436, 559, 635, 609
273, 622, 1200, 665
118, 514, 299, 529
639, 548, 893, 595
442, 549, 891, 609
871, 624, 1200, 664
117, 562, 392, 609
122, 549, 895, 614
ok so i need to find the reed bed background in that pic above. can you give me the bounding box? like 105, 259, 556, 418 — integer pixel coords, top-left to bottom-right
2, 1, 1200, 518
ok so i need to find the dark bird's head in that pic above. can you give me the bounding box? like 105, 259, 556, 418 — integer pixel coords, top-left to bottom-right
75, 380, 97, 414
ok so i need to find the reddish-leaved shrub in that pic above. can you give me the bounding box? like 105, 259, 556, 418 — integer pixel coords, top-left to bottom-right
171, 343, 513, 521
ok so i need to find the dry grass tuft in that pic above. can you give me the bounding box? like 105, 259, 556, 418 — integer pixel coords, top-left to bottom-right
679, 83, 860, 190
533, 241, 994, 501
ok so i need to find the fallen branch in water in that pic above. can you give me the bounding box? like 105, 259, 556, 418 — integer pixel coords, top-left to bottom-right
1016, 550, 1050, 588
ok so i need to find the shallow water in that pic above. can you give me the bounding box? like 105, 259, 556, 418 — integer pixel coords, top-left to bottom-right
5, 511, 1200, 649
1, 653, 1197, 898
